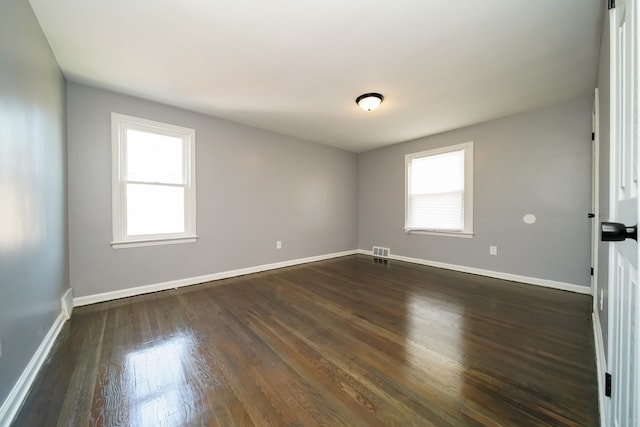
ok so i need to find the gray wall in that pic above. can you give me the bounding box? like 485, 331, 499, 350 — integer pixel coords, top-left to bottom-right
67, 83, 358, 298
358, 97, 593, 287
596, 3, 611, 359
0, 0, 68, 408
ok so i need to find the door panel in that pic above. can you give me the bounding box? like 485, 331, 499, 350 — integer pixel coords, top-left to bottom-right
607, 0, 639, 426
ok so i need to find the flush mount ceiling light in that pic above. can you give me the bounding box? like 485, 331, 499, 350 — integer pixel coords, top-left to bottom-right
356, 93, 384, 112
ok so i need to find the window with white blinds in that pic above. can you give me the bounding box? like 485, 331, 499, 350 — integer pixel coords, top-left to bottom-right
111, 113, 197, 248
405, 142, 473, 236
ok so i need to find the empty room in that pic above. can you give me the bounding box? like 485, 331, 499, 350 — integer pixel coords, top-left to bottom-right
1, 0, 638, 426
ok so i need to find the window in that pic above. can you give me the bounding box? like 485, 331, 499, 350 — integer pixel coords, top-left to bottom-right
405, 142, 473, 237
111, 113, 196, 248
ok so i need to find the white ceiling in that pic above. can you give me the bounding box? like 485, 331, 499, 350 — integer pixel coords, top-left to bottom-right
29, 0, 603, 153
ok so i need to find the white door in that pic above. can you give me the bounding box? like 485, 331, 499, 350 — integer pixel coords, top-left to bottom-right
593, 88, 600, 296
606, 0, 639, 425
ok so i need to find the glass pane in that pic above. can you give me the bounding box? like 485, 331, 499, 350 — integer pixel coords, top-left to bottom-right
126, 184, 185, 236
127, 129, 183, 184
407, 149, 465, 231
410, 150, 464, 195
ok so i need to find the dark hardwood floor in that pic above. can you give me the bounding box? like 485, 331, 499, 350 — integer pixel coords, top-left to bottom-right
13, 255, 599, 426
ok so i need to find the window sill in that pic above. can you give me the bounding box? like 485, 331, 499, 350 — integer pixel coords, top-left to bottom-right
111, 235, 198, 249
404, 229, 474, 238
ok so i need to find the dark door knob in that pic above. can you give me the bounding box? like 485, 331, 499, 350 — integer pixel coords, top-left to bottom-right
601, 222, 637, 241
588, 213, 595, 218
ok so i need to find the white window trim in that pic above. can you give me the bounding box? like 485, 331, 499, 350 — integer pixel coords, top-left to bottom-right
404, 142, 474, 237
111, 113, 197, 249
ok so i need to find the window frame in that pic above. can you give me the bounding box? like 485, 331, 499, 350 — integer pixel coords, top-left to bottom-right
111, 113, 197, 249
404, 141, 474, 238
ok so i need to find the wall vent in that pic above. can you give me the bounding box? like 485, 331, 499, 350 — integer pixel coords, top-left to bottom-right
372, 246, 390, 258
61, 288, 74, 320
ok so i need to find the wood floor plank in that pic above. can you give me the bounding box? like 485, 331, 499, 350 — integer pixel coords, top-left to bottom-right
12, 255, 599, 426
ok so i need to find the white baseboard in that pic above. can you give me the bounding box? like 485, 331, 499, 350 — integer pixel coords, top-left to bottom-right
358, 249, 591, 294
0, 312, 66, 427
74, 250, 358, 306
593, 310, 608, 427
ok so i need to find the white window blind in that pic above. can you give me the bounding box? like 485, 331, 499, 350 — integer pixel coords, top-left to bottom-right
405, 142, 473, 236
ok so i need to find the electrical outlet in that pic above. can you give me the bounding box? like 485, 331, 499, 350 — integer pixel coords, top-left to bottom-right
276, 240, 282, 249
489, 246, 498, 256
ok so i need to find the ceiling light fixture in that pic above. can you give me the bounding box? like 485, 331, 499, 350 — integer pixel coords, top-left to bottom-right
356, 93, 384, 112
